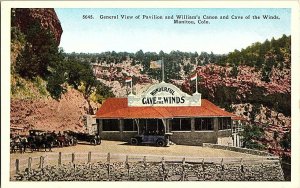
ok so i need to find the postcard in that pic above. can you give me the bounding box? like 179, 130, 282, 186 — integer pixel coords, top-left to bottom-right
1, 1, 300, 188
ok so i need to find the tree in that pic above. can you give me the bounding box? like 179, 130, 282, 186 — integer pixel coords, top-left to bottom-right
230, 65, 239, 78
240, 124, 265, 150
15, 21, 61, 79
280, 130, 291, 151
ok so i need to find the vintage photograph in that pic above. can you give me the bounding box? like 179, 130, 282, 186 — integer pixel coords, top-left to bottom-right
2, 1, 299, 186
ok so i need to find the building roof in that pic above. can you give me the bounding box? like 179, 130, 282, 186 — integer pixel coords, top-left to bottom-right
95, 98, 237, 119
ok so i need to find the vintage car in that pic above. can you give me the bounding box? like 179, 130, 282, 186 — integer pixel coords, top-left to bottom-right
66, 130, 101, 145
130, 132, 173, 147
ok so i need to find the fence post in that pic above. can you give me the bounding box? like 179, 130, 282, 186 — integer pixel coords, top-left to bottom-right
125, 155, 130, 179
107, 152, 111, 163
143, 156, 147, 181
28, 157, 32, 172
261, 157, 264, 179
58, 152, 62, 166
240, 157, 245, 180
220, 158, 224, 180
161, 157, 165, 181
221, 158, 224, 171
182, 157, 186, 181
72, 153, 75, 163
240, 158, 244, 173
143, 156, 147, 166
15, 159, 20, 174
88, 151, 92, 163
39, 156, 44, 169
107, 153, 111, 180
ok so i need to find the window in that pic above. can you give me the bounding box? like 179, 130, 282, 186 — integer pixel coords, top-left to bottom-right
171, 118, 181, 131
102, 119, 119, 131
171, 118, 191, 131
218, 118, 231, 130
195, 118, 213, 130
123, 119, 137, 131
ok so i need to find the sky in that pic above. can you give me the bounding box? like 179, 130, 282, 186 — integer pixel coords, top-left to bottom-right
55, 8, 291, 54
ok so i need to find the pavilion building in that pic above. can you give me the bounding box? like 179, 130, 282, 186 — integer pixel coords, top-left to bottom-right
95, 82, 241, 146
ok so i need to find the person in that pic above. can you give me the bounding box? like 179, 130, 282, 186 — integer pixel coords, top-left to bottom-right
51, 130, 56, 136
15, 134, 21, 144
58, 131, 61, 136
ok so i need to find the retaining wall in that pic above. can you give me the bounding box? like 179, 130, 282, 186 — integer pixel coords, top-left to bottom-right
12, 160, 284, 181
203, 143, 273, 156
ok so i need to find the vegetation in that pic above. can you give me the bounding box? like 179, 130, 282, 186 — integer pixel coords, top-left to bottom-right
240, 124, 266, 150
222, 35, 290, 68
280, 130, 291, 151
64, 34, 290, 79
11, 20, 114, 113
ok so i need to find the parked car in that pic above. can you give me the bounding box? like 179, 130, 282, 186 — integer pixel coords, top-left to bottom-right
130, 132, 172, 147
66, 130, 101, 145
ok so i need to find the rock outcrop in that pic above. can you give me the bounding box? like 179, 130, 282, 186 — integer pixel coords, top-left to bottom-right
10, 88, 98, 134
12, 8, 63, 45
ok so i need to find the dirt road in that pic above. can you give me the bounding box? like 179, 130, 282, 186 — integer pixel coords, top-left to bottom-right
10, 140, 257, 161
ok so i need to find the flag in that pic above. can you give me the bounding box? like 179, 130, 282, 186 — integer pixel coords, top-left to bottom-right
125, 77, 132, 83
150, 60, 162, 69
190, 73, 197, 81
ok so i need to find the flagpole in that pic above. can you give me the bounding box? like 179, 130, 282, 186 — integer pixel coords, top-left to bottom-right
195, 74, 198, 93
162, 58, 164, 82
130, 79, 133, 94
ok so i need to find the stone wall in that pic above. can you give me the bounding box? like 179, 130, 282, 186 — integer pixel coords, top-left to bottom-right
12, 160, 285, 181
203, 143, 274, 156
170, 131, 217, 146
101, 131, 137, 142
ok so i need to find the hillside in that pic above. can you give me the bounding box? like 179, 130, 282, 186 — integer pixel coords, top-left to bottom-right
11, 88, 98, 135
10, 9, 99, 135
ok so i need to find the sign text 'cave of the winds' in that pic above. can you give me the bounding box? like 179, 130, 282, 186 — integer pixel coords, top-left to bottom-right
128, 82, 201, 107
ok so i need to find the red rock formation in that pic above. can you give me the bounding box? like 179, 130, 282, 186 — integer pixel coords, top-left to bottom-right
10, 89, 98, 134
12, 8, 63, 45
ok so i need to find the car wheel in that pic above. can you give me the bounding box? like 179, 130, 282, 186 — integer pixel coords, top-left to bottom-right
156, 139, 165, 147
90, 139, 96, 146
131, 138, 138, 145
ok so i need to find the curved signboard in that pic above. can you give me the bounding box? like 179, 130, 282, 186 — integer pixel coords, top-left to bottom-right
128, 82, 201, 106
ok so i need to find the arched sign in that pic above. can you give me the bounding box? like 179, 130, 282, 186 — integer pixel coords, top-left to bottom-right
128, 82, 201, 106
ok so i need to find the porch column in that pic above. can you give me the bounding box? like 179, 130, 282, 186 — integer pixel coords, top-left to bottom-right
213, 117, 219, 144
98, 119, 103, 135
191, 118, 195, 132
166, 119, 170, 133
120, 119, 124, 140
119, 119, 124, 133
213, 117, 218, 131
162, 119, 167, 133
135, 119, 140, 134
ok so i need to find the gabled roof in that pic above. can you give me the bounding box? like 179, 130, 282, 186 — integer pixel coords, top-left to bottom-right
95, 98, 236, 119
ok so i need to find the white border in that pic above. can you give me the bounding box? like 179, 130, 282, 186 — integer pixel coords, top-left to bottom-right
1, 1, 300, 188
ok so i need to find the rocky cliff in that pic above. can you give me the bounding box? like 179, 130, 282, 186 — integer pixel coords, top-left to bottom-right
10, 9, 94, 134
11, 88, 98, 134
12, 8, 63, 45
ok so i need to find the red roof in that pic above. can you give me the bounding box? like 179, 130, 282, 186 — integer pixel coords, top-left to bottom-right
96, 98, 236, 119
